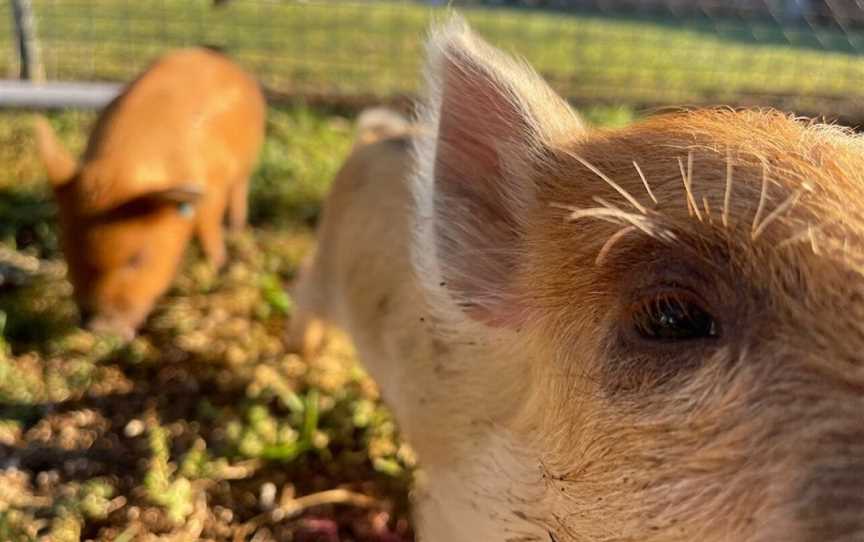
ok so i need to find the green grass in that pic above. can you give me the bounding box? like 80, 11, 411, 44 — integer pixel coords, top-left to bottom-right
5, 0, 864, 109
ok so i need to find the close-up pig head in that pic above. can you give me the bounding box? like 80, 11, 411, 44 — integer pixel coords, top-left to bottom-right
405, 18, 864, 541
34, 118, 200, 340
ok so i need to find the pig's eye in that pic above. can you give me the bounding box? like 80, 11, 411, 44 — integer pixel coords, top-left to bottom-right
127, 252, 144, 268
630, 291, 718, 341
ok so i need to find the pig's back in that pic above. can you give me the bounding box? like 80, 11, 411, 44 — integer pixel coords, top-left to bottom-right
311, 136, 435, 407
316, 136, 417, 325
314, 136, 496, 460
79, 48, 265, 208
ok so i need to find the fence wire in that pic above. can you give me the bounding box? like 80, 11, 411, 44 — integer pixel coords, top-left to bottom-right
3, 0, 864, 118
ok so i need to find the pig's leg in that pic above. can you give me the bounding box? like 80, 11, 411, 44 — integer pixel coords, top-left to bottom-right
196, 189, 228, 269
285, 253, 328, 359
227, 176, 250, 232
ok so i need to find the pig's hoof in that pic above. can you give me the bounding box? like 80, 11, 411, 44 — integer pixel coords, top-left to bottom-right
85, 316, 136, 343
286, 317, 327, 359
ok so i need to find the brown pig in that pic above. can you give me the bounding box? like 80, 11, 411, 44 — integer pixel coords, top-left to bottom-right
35, 48, 265, 339
291, 17, 864, 542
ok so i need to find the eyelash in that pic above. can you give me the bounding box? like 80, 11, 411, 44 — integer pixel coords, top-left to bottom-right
628, 288, 718, 342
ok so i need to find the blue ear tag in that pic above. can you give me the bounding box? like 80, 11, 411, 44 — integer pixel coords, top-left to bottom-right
178, 201, 195, 218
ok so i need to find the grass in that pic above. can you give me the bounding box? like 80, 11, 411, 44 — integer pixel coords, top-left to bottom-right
4, 0, 864, 111
0, 102, 631, 540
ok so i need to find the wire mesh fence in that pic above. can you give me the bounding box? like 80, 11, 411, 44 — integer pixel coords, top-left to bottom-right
3, 0, 864, 118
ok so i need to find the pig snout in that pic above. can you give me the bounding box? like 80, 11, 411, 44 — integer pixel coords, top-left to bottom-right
80, 309, 137, 342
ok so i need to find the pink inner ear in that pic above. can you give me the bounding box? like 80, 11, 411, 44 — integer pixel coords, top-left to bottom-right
430, 49, 535, 327
437, 49, 531, 183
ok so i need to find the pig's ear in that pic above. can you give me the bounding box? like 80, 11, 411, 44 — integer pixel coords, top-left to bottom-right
97, 185, 205, 222
146, 185, 205, 205
34, 116, 78, 188
140, 185, 205, 218
416, 16, 582, 326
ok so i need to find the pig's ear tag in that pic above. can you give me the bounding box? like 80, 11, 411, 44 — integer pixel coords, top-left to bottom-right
149, 184, 204, 218
177, 201, 196, 218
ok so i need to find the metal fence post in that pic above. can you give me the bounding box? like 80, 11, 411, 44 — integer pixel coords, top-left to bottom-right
11, 0, 46, 82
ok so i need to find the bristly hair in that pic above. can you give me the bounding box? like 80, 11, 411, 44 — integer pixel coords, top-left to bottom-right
410, 16, 864, 329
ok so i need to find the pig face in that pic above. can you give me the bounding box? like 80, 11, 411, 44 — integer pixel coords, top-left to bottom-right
409, 19, 864, 541
36, 118, 201, 339
58, 184, 200, 339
